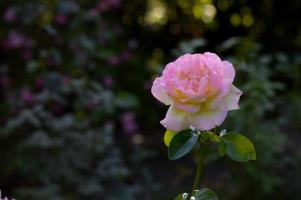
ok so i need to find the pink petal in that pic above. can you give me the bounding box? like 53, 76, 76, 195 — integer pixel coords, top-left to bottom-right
203, 52, 222, 72
223, 85, 242, 110
173, 101, 200, 113
160, 106, 189, 131
203, 96, 222, 110
188, 105, 228, 131
151, 77, 172, 105
222, 61, 235, 84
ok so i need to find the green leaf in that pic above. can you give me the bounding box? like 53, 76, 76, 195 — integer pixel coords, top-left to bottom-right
217, 142, 226, 156
168, 130, 198, 161
164, 130, 177, 147
194, 188, 219, 200
221, 133, 256, 162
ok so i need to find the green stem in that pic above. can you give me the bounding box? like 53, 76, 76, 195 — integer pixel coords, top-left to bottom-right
191, 142, 206, 194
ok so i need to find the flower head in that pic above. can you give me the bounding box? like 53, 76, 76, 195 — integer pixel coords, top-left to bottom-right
151, 53, 242, 131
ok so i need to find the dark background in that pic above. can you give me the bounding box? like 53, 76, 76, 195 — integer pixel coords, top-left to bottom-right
0, 0, 301, 199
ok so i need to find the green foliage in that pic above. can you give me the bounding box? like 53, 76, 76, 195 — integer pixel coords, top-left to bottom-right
168, 130, 198, 161
171, 36, 301, 199
0, 0, 300, 199
164, 129, 177, 146
194, 188, 219, 200
0, 1, 158, 199
217, 141, 227, 157
219, 133, 256, 162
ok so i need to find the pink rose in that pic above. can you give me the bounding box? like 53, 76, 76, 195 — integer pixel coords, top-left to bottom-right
151, 53, 242, 131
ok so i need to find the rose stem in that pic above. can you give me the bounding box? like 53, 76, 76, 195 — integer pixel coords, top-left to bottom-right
191, 140, 206, 195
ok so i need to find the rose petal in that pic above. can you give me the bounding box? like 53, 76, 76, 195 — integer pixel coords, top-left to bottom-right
223, 85, 242, 110
222, 61, 235, 84
203, 96, 222, 110
160, 106, 189, 131
151, 52, 242, 132
151, 77, 172, 105
188, 106, 228, 131
173, 101, 200, 113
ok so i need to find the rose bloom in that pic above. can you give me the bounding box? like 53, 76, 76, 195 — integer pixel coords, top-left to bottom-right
151, 53, 242, 131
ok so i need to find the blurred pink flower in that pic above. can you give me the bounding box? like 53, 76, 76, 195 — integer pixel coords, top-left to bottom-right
35, 77, 44, 89
103, 75, 114, 87
97, 0, 122, 12
21, 89, 34, 104
97, 1, 110, 12
3, 7, 17, 23
111, 0, 122, 8
107, 56, 120, 67
89, 9, 99, 17
121, 112, 138, 135
54, 14, 68, 25
151, 53, 242, 131
4, 31, 25, 49
3, 31, 33, 49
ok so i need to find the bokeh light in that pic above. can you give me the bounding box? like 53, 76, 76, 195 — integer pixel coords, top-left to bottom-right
144, 0, 168, 26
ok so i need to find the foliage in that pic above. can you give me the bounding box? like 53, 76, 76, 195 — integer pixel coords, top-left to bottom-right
193, 188, 219, 200
0, 0, 155, 199
218, 133, 256, 162
168, 130, 198, 161
0, 0, 300, 200
171, 34, 301, 199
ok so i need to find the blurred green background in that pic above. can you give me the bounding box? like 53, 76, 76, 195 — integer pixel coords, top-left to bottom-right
0, 0, 301, 199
